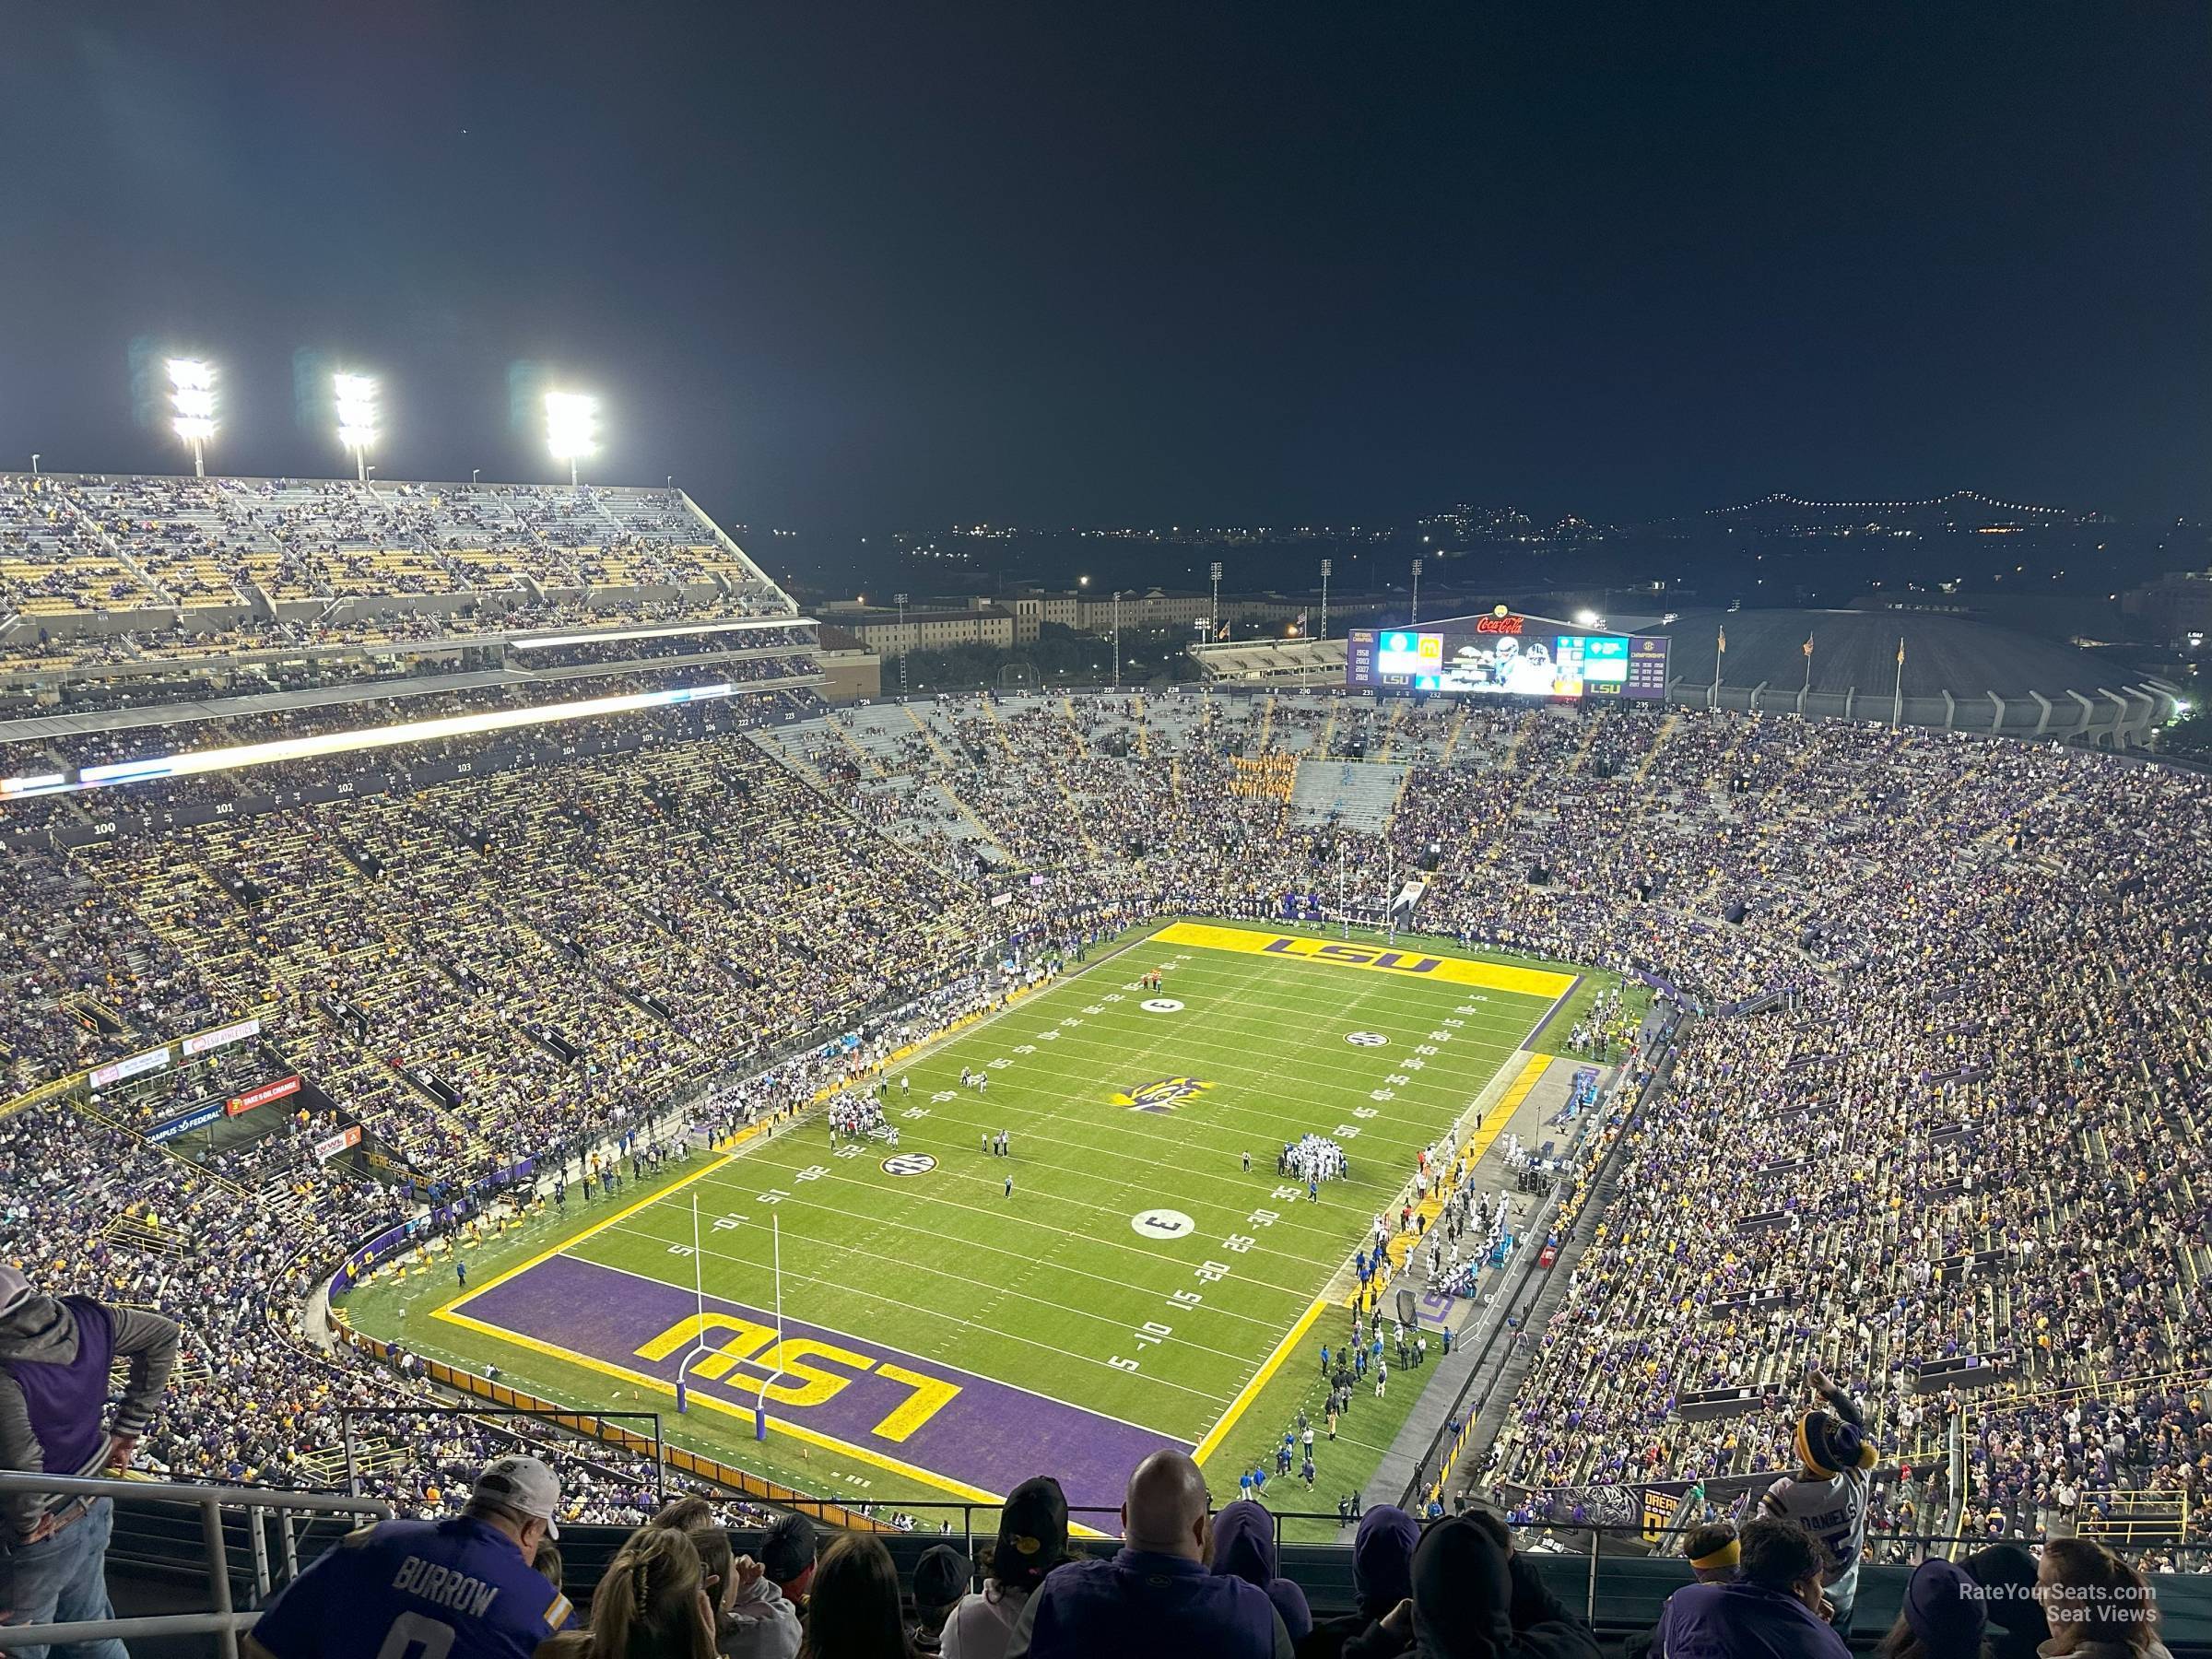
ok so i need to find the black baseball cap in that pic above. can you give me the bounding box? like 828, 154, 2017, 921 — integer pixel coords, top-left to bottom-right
759, 1512, 816, 1585
992, 1477, 1069, 1591
912, 1544, 970, 1614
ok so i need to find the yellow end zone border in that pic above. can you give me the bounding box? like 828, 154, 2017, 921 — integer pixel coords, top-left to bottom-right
428, 1127, 1100, 1527
1148, 920, 1580, 999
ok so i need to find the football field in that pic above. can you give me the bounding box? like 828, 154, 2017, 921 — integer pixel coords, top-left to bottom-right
382, 918, 1586, 1524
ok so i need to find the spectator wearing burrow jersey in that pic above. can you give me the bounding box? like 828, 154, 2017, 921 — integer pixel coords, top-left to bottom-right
1, 1262, 181, 1659
1006, 1451, 1290, 1659
245, 1456, 573, 1659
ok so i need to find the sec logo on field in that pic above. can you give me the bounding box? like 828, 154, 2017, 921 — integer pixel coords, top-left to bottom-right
1132, 1208, 1196, 1240
881, 1153, 937, 1177
1141, 998, 1184, 1013
1347, 1031, 1389, 1046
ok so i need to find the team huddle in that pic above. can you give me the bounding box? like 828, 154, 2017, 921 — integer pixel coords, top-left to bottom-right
827, 1096, 894, 1142
1278, 1134, 1348, 1192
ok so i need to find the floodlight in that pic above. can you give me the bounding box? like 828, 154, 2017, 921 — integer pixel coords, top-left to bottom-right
334, 372, 380, 478
545, 391, 598, 485
167, 359, 218, 476
1575, 608, 1601, 628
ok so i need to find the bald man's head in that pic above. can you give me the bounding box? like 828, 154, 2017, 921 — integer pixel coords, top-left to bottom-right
1122, 1450, 1212, 1559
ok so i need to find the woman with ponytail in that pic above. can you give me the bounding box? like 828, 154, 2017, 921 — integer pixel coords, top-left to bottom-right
545, 1526, 718, 1659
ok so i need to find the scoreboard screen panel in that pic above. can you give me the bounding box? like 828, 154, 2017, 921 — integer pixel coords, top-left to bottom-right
1347, 624, 1668, 700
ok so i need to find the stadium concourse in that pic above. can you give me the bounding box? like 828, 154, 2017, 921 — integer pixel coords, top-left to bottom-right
3, 476, 2211, 1649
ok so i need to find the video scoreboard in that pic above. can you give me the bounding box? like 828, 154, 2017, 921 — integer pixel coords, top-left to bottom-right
1346, 616, 1669, 700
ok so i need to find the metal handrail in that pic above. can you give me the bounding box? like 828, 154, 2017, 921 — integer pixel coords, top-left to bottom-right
0, 1469, 391, 1659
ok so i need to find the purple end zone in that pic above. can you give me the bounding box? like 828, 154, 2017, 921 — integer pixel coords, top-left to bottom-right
462, 1253, 1184, 1513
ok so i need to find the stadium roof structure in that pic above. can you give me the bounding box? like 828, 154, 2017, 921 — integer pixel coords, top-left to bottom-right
1190, 606, 2181, 748
1652, 606, 2179, 747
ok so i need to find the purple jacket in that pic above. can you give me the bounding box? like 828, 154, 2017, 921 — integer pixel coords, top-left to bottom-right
1654, 1581, 1851, 1659
1006, 1548, 1290, 1659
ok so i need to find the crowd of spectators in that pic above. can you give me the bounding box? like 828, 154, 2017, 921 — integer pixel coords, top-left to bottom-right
229, 1451, 2190, 1659
5, 683, 2211, 1583
0, 472, 803, 732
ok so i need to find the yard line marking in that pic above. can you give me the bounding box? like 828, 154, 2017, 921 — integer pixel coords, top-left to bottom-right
599, 1188, 1294, 1336
687, 1158, 1327, 1289
437, 1144, 743, 1321
579, 1228, 1238, 1414
1190, 1049, 1558, 1467
1192, 1291, 1334, 1467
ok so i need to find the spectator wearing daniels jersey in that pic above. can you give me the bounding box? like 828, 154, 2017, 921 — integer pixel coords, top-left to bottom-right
1, 1262, 180, 1659
1758, 1366, 1874, 1635
245, 1456, 572, 1659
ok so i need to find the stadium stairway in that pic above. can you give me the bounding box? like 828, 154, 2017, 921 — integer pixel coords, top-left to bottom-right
1288, 759, 1411, 833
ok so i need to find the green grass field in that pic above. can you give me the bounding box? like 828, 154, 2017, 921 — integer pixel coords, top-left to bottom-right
347, 917, 1610, 1538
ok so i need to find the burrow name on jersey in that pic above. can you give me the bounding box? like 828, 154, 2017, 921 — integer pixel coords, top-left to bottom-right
394, 1554, 503, 1618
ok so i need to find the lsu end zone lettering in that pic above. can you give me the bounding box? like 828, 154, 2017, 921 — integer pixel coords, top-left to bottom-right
441, 1253, 1185, 1512
1148, 921, 1577, 999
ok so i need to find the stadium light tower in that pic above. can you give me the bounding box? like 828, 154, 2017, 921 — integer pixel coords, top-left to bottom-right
1112, 590, 1125, 687
167, 359, 217, 477
1319, 558, 1332, 641
334, 373, 379, 482
895, 593, 910, 695
1209, 561, 1222, 641
545, 391, 598, 487
1409, 558, 1423, 626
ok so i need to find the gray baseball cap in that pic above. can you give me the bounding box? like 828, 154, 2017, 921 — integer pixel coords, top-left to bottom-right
0, 1265, 31, 1321
472, 1455, 561, 1538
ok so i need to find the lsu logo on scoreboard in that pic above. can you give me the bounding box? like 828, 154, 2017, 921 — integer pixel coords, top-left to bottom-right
1259, 937, 1443, 975
1112, 1077, 1214, 1114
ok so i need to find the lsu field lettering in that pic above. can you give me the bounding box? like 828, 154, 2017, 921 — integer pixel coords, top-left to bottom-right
440, 1253, 1186, 1510
634, 1312, 959, 1441
1148, 920, 1577, 997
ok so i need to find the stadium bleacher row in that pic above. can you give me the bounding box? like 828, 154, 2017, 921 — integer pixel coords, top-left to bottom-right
0, 474, 819, 751
5, 669, 2211, 1655
0, 474, 778, 618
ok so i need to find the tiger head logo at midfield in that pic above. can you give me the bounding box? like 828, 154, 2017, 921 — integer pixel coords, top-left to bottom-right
1112, 1077, 1214, 1114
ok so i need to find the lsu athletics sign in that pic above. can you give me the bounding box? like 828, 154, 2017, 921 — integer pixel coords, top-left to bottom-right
1147, 921, 1578, 999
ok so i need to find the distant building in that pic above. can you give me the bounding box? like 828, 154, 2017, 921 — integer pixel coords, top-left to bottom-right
2122, 571, 2212, 641
811, 628, 882, 703
823, 604, 1017, 654
1004, 587, 1394, 643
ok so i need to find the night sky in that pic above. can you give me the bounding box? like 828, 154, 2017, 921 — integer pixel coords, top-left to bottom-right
2, 3, 2206, 541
